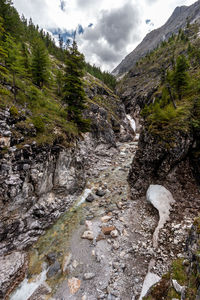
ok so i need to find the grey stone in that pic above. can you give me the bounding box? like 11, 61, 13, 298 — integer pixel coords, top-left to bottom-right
46, 252, 57, 264
83, 272, 96, 280
47, 261, 61, 278
85, 193, 95, 203
96, 189, 106, 197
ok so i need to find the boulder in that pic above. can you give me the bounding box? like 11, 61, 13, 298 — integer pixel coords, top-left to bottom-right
83, 273, 96, 280
85, 193, 95, 203
102, 226, 115, 235
96, 189, 106, 197
47, 260, 61, 278
81, 230, 94, 240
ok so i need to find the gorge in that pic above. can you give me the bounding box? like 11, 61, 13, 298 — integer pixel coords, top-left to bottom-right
0, 0, 200, 299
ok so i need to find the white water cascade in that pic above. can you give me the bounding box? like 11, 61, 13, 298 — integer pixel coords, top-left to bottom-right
10, 267, 47, 300
126, 114, 136, 133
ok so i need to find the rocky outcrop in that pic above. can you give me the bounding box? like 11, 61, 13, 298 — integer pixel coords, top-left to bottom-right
0, 251, 27, 299
0, 130, 86, 254
128, 129, 195, 197
113, 0, 200, 75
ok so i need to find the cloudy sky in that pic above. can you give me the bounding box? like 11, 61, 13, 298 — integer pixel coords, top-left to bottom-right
13, 0, 196, 71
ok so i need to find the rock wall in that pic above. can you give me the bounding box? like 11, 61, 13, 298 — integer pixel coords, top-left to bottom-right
0, 119, 86, 254
128, 129, 195, 197
0, 89, 132, 255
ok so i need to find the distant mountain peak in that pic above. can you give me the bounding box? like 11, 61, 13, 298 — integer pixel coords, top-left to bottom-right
112, 0, 200, 76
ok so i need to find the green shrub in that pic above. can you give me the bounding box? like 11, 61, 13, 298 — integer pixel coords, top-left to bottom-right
9, 105, 19, 117
32, 116, 45, 132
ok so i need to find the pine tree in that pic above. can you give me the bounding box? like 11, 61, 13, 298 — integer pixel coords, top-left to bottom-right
0, 17, 7, 78
31, 38, 50, 88
173, 55, 189, 100
62, 41, 89, 132
0, 17, 8, 94
0, 0, 23, 38
4, 33, 24, 100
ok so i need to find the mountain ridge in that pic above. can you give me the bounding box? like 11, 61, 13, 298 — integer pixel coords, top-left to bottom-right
113, 0, 200, 75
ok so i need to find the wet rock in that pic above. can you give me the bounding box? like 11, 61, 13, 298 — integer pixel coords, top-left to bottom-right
83, 272, 96, 280
102, 226, 116, 235
96, 189, 106, 197
68, 277, 81, 295
81, 230, 94, 240
85, 193, 95, 203
46, 252, 57, 264
27, 282, 51, 300
47, 260, 61, 278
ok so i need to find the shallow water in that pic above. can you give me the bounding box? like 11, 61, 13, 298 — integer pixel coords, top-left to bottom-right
10, 267, 47, 300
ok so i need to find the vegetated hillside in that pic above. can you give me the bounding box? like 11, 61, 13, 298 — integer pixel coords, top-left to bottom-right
113, 0, 200, 76
0, 0, 118, 149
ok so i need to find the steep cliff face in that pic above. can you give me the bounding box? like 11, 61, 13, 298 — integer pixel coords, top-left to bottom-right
113, 0, 200, 76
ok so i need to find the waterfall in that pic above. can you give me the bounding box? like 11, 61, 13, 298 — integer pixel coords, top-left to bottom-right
126, 114, 136, 132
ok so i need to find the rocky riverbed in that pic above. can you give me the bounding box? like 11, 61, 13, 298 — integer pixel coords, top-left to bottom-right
8, 131, 196, 300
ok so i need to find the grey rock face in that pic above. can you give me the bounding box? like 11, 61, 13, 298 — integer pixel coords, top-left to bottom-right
128, 129, 193, 197
0, 141, 86, 254
113, 0, 200, 75
0, 251, 27, 298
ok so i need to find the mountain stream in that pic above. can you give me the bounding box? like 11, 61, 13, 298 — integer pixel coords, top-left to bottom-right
10, 124, 162, 300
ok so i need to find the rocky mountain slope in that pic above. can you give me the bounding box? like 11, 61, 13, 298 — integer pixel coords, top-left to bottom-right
113, 0, 200, 76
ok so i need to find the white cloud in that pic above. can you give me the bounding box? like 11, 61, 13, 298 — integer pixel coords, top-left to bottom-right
13, 0, 197, 71
77, 2, 141, 70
